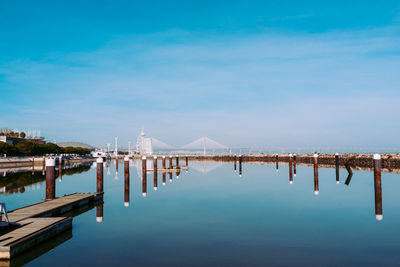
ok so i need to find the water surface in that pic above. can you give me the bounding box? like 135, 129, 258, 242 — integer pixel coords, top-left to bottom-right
1, 160, 400, 266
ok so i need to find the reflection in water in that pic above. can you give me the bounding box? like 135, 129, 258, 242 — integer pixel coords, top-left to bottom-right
289, 154, 293, 184
293, 154, 297, 177
374, 154, 383, 221
153, 156, 158, 190
335, 153, 340, 184
275, 154, 279, 172
162, 172, 166, 186
3, 229, 73, 267
234, 154, 237, 173
96, 203, 104, 223
189, 161, 224, 174
114, 159, 119, 180
239, 155, 242, 177
313, 154, 319, 195
124, 157, 130, 207
344, 163, 353, 186
142, 157, 147, 197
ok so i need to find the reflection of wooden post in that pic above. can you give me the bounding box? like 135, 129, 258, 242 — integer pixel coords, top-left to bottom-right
234, 154, 237, 172
335, 153, 340, 184
96, 203, 103, 223
97, 157, 104, 193
185, 155, 188, 166
169, 172, 172, 182
124, 156, 130, 207
289, 154, 293, 184
293, 153, 297, 177
373, 154, 383, 221
142, 156, 147, 197
153, 156, 158, 191
313, 154, 319, 195
163, 173, 166, 186
32, 157, 35, 173
45, 158, 55, 200
275, 154, 279, 172
58, 156, 62, 182
239, 154, 242, 177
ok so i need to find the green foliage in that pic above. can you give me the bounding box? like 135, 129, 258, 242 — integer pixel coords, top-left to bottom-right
0, 142, 20, 156
1, 140, 91, 156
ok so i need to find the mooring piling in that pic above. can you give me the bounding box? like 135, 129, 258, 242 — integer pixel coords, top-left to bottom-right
176, 155, 179, 166
124, 156, 130, 207
169, 155, 173, 169
45, 158, 56, 200
313, 153, 319, 195
162, 156, 166, 169
142, 156, 147, 197
153, 156, 158, 190
234, 154, 237, 172
373, 154, 383, 221
185, 155, 188, 166
276, 154, 279, 172
97, 157, 104, 193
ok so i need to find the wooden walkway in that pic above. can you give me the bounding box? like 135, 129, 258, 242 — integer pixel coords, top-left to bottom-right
7, 193, 99, 223
0, 193, 102, 259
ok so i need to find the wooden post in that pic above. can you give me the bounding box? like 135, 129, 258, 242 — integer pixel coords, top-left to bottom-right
335, 153, 340, 184
169, 155, 173, 169
176, 155, 179, 167
289, 154, 293, 184
153, 156, 158, 190
314, 154, 319, 195
162, 156, 166, 169
185, 155, 188, 166
124, 156, 130, 207
97, 157, 104, 193
373, 154, 383, 221
45, 158, 55, 200
275, 154, 279, 172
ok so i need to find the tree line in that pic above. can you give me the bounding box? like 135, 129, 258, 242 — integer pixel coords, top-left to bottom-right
0, 141, 91, 156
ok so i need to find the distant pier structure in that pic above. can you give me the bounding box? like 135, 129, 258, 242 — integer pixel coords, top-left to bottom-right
136, 130, 153, 155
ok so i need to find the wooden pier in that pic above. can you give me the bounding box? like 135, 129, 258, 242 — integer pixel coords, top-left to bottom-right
0, 193, 102, 260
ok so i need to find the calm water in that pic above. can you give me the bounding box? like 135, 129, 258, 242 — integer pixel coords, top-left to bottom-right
1, 160, 400, 266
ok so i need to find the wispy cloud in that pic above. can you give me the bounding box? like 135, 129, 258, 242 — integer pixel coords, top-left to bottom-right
1, 26, 399, 148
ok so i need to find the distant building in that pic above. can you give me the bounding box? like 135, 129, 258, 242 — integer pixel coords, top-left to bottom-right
0, 136, 46, 145
137, 130, 153, 155
0, 136, 23, 145
26, 138, 46, 144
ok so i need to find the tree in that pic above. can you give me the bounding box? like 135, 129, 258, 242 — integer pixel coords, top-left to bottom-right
20, 132, 26, 138
0, 142, 19, 156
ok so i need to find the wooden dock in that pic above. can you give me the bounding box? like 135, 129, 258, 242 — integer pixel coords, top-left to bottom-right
0, 193, 102, 259
146, 166, 189, 173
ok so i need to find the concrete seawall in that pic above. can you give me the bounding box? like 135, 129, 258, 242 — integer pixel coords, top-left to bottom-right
0, 157, 94, 170
184, 154, 400, 173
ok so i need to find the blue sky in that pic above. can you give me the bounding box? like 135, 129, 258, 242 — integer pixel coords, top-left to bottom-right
1, 1, 400, 150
